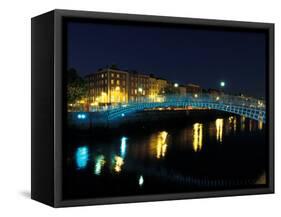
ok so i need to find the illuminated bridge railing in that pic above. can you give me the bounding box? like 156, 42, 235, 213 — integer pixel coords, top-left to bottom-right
104, 94, 266, 123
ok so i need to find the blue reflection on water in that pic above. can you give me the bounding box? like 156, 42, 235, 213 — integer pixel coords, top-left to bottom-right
77, 113, 86, 119
120, 137, 128, 158
75, 146, 89, 170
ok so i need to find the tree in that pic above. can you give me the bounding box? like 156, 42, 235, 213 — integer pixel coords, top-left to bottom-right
67, 68, 87, 104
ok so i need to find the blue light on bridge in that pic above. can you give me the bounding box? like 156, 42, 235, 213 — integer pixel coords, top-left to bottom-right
107, 95, 266, 123
79, 94, 265, 124
77, 113, 86, 119
75, 146, 89, 170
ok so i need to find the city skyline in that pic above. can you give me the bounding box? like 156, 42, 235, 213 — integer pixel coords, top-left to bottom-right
67, 21, 267, 98
69, 65, 261, 99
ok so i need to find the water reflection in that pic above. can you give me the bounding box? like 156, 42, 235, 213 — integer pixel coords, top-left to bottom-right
193, 123, 203, 152
233, 117, 237, 132
149, 131, 168, 159
112, 156, 124, 173
258, 120, 263, 130
228, 116, 237, 133
139, 175, 144, 187
75, 146, 89, 170
157, 131, 168, 159
69, 115, 266, 198
120, 137, 128, 158
256, 172, 266, 184
241, 116, 246, 131
249, 120, 253, 132
94, 155, 106, 175
216, 118, 223, 142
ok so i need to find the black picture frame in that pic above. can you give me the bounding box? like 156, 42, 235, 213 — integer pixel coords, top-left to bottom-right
31, 9, 274, 207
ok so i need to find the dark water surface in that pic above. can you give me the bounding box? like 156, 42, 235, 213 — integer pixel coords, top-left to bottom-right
63, 112, 268, 199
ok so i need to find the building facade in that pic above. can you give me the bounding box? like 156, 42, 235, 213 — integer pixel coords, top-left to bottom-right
148, 76, 168, 101
85, 68, 198, 106
128, 73, 150, 101
86, 68, 129, 105
185, 83, 202, 94
86, 68, 165, 105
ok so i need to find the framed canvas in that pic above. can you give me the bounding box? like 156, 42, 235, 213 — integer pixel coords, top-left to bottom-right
31, 9, 274, 207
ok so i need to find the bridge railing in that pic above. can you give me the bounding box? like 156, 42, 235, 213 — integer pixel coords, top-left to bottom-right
119, 94, 264, 108
88, 94, 265, 112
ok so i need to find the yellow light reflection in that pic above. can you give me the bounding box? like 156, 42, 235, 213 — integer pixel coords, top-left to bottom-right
148, 131, 169, 159
216, 118, 223, 143
258, 120, 263, 130
229, 116, 237, 133
256, 172, 266, 184
193, 123, 203, 152
156, 131, 168, 159
241, 116, 246, 131
233, 117, 237, 132
249, 120, 253, 132
113, 156, 124, 173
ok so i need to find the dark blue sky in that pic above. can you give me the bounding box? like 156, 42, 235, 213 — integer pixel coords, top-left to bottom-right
67, 21, 267, 98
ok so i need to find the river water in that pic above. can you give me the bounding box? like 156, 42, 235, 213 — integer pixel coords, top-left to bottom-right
63, 112, 268, 200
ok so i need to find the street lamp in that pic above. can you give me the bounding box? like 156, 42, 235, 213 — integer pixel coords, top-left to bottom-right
219, 81, 225, 95
174, 83, 179, 88
220, 81, 225, 87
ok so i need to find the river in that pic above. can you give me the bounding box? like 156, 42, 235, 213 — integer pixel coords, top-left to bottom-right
63, 111, 267, 200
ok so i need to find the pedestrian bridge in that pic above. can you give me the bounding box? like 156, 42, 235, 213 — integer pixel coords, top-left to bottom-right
104, 94, 266, 123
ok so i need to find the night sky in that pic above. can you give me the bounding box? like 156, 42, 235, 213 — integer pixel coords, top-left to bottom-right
66, 20, 267, 98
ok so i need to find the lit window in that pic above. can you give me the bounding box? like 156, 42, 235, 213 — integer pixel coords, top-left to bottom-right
117, 74, 120, 78
111, 73, 114, 77
117, 80, 120, 85
111, 79, 114, 85
101, 74, 104, 78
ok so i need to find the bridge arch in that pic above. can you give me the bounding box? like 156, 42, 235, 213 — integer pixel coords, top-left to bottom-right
107, 95, 266, 123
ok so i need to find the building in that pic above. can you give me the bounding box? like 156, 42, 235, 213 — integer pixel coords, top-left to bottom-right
86, 68, 129, 105
208, 88, 223, 96
86, 68, 177, 106
86, 68, 164, 105
148, 76, 168, 100
185, 83, 202, 94
156, 78, 168, 95
179, 85, 187, 95
128, 72, 150, 101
